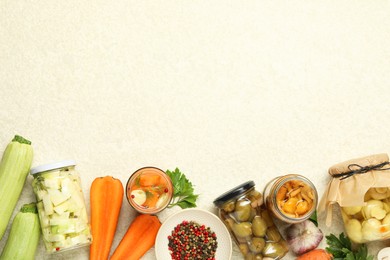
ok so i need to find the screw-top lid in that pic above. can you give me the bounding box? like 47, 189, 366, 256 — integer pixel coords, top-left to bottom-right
213, 181, 255, 207
30, 160, 76, 175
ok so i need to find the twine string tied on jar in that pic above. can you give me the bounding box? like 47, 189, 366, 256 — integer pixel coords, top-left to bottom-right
332, 161, 390, 180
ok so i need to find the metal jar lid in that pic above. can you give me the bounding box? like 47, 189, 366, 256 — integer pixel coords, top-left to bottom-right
30, 160, 76, 175
213, 181, 255, 207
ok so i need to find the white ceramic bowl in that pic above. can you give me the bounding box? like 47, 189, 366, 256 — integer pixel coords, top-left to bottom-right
155, 208, 232, 260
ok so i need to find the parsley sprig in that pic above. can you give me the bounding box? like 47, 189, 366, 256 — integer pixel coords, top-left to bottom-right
166, 168, 199, 209
325, 233, 374, 260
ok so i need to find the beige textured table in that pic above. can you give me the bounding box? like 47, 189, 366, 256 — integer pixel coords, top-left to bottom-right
1, 1, 390, 259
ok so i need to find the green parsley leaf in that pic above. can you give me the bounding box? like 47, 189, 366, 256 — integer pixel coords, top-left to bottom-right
166, 168, 199, 209
325, 232, 374, 260
309, 210, 318, 226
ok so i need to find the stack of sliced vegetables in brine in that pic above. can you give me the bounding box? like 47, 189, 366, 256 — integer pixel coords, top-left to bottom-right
0, 135, 39, 260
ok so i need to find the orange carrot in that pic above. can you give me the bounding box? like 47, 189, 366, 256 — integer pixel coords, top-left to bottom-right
90, 176, 124, 260
139, 174, 161, 187
110, 214, 161, 260
296, 249, 333, 260
143, 190, 159, 208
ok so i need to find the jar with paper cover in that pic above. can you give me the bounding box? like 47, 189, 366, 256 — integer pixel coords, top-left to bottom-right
319, 153, 390, 243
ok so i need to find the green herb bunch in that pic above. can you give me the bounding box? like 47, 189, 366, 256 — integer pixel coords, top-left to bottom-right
325, 233, 373, 260
166, 168, 199, 209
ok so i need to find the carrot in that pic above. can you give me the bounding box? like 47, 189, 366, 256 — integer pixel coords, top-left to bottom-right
143, 189, 160, 208
296, 249, 333, 260
110, 214, 161, 260
90, 176, 124, 260
139, 174, 161, 187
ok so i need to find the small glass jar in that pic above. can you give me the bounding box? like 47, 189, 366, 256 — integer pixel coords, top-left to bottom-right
264, 174, 318, 224
30, 160, 92, 253
126, 167, 173, 214
214, 181, 288, 259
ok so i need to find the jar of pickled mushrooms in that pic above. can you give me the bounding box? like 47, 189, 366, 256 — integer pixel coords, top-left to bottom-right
264, 174, 318, 224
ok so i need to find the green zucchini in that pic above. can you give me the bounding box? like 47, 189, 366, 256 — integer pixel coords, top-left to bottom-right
0, 203, 40, 260
0, 135, 33, 239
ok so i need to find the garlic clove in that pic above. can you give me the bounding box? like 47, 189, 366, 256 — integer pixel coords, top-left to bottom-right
130, 189, 147, 205
285, 220, 323, 255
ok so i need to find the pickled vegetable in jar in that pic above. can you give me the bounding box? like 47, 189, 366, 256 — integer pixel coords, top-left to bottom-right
213, 181, 288, 259
30, 160, 92, 253
264, 174, 318, 224
341, 187, 390, 243
319, 153, 390, 244
126, 167, 173, 214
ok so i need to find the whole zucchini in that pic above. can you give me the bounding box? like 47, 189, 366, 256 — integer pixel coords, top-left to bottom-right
0, 135, 33, 239
0, 203, 40, 260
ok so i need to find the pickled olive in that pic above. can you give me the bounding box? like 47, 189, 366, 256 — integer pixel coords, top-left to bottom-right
246, 252, 264, 260
235, 199, 252, 221
224, 218, 235, 231
252, 216, 267, 237
245, 252, 255, 260
254, 254, 263, 260
249, 190, 262, 200
249, 190, 263, 207
232, 222, 253, 238
266, 227, 281, 242
260, 210, 274, 227
249, 237, 266, 253
239, 243, 250, 255
248, 208, 257, 222
222, 200, 235, 213
262, 242, 288, 258
236, 235, 250, 244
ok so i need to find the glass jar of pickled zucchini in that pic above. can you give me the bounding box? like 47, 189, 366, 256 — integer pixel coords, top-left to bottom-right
30, 160, 92, 253
264, 174, 318, 224
213, 181, 289, 259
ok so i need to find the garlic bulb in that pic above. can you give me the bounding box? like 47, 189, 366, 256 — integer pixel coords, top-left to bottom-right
285, 220, 323, 255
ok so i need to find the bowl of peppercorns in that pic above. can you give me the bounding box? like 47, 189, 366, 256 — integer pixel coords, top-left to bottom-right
155, 208, 232, 260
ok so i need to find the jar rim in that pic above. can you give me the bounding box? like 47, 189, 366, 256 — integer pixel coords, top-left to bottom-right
271, 175, 318, 223
30, 160, 76, 175
126, 166, 173, 214
213, 181, 255, 207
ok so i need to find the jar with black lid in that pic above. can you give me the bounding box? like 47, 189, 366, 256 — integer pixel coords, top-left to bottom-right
213, 181, 288, 259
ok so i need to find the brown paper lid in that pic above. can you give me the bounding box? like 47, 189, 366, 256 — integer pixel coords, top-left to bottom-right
318, 153, 390, 226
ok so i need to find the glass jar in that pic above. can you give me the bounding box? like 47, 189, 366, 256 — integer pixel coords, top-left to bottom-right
30, 160, 92, 253
264, 174, 318, 224
341, 187, 390, 244
126, 167, 173, 214
213, 181, 288, 259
